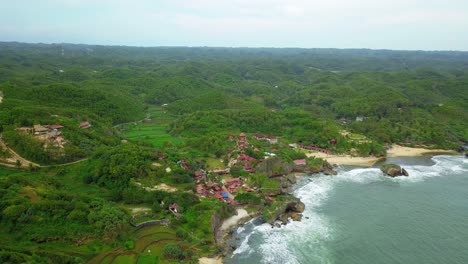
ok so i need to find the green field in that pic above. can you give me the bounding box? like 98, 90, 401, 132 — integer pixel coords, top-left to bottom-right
88, 225, 189, 264
121, 107, 183, 147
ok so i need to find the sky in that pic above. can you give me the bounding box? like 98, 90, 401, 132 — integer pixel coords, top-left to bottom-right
1, 0, 468, 51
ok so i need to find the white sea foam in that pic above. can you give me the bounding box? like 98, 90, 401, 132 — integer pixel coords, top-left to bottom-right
229, 155, 467, 263
231, 176, 335, 263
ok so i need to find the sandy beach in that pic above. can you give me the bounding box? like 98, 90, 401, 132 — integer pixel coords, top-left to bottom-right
199, 256, 223, 264
387, 144, 457, 157
306, 152, 383, 166
199, 208, 250, 264
306, 145, 457, 167
220, 208, 249, 234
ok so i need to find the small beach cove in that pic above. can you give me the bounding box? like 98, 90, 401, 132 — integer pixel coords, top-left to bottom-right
306, 145, 458, 167
225, 153, 468, 264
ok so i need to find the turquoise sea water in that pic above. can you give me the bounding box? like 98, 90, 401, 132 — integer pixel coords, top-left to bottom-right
227, 155, 468, 264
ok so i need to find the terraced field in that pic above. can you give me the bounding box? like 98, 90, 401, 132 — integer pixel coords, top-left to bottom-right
121, 107, 183, 147
88, 225, 189, 264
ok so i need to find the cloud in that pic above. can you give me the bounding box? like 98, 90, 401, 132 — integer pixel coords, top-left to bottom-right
1, 0, 467, 49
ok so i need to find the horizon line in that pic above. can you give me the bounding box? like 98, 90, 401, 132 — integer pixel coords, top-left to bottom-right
1, 40, 467, 53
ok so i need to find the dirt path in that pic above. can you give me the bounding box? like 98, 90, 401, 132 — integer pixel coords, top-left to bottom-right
0, 136, 39, 168
113, 113, 151, 129
0, 134, 87, 168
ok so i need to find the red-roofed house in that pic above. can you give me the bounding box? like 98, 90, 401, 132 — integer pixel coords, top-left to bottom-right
79, 121, 92, 129
294, 159, 307, 166
169, 203, 179, 213
238, 141, 249, 148
214, 193, 223, 201
196, 185, 204, 194
254, 132, 265, 140
243, 163, 254, 173
46, 124, 64, 130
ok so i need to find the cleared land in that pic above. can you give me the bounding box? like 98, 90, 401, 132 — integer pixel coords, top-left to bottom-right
88, 225, 188, 264
121, 107, 183, 147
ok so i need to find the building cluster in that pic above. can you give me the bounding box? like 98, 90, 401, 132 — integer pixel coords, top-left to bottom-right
196, 182, 235, 204
15, 121, 92, 149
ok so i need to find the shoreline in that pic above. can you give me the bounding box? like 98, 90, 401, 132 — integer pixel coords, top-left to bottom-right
306, 145, 457, 167
200, 208, 257, 264
200, 145, 459, 263
306, 152, 384, 167
386, 144, 457, 157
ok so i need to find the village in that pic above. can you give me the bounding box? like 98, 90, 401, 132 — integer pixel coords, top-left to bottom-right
15, 121, 92, 150
164, 131, 336, 211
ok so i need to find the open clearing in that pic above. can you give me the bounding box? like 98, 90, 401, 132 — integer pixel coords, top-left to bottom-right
88, 225, 188, 264
121, 107, 183, 147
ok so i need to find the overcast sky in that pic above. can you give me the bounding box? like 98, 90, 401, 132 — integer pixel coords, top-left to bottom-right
1, 0, 468, 50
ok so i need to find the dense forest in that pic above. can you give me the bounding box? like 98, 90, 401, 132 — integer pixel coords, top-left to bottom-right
0, 42, 467, 263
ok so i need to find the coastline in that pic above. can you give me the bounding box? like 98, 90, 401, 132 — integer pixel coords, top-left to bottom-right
200, 145, 459, 263
200, 208, 256, 264
306, 145, 457, 167
386, 144, 457, 157
306, 152, 384, 167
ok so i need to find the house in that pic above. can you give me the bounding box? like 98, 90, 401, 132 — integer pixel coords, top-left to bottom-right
254, 132, 265, 140
243, 163, 254, 173
238, 141, 249, 148
196, 185, 204, 194
330, 138, 337, 146
288, 143, 297, 149
239, 132, 247, 141
169, 203, 179, 213
79, 121, 92, 129
267, 134, 278, 144
294, 159, 307, 166
222, 192, 229, 199
194, 170, 206, 182
356, 116, 364, 122
213, 193, 223, 201
33, 125, 49, 135
238, 155, 256, 162
180, 159, 193, 170
46, 124, 64, 130
210, 168, 229, 175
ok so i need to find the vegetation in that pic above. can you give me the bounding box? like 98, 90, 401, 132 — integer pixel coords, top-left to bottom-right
0, 42, 466, 263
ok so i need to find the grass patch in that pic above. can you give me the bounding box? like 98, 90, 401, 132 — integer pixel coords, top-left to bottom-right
206, 158, 224, 169
121, 107, 183, 147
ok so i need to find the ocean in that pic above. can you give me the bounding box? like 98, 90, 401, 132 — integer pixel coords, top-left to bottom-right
226, 155, 468, 264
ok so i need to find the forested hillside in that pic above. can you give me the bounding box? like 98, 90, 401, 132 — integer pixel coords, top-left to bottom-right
0, 42, 466, 263
1, 42, 466, 157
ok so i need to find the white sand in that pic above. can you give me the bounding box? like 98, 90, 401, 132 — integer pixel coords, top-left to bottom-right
220, 208, 249, 233
387, 144, 457, 157
199, 256, 223, 264
306, 152, 383, 166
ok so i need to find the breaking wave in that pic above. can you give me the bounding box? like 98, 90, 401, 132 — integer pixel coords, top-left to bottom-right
228, 155, 467, 264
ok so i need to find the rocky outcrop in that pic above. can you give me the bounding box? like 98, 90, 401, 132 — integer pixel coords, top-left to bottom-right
322, 162, 338, 175
277, 201, 305, 224
255, 157, 294, 177
304, 161, 337, 175
380, 164, 409, 177
265, 199, 306, 226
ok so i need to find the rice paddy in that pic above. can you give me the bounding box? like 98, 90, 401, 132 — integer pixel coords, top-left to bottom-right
120, 107, 183, 147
